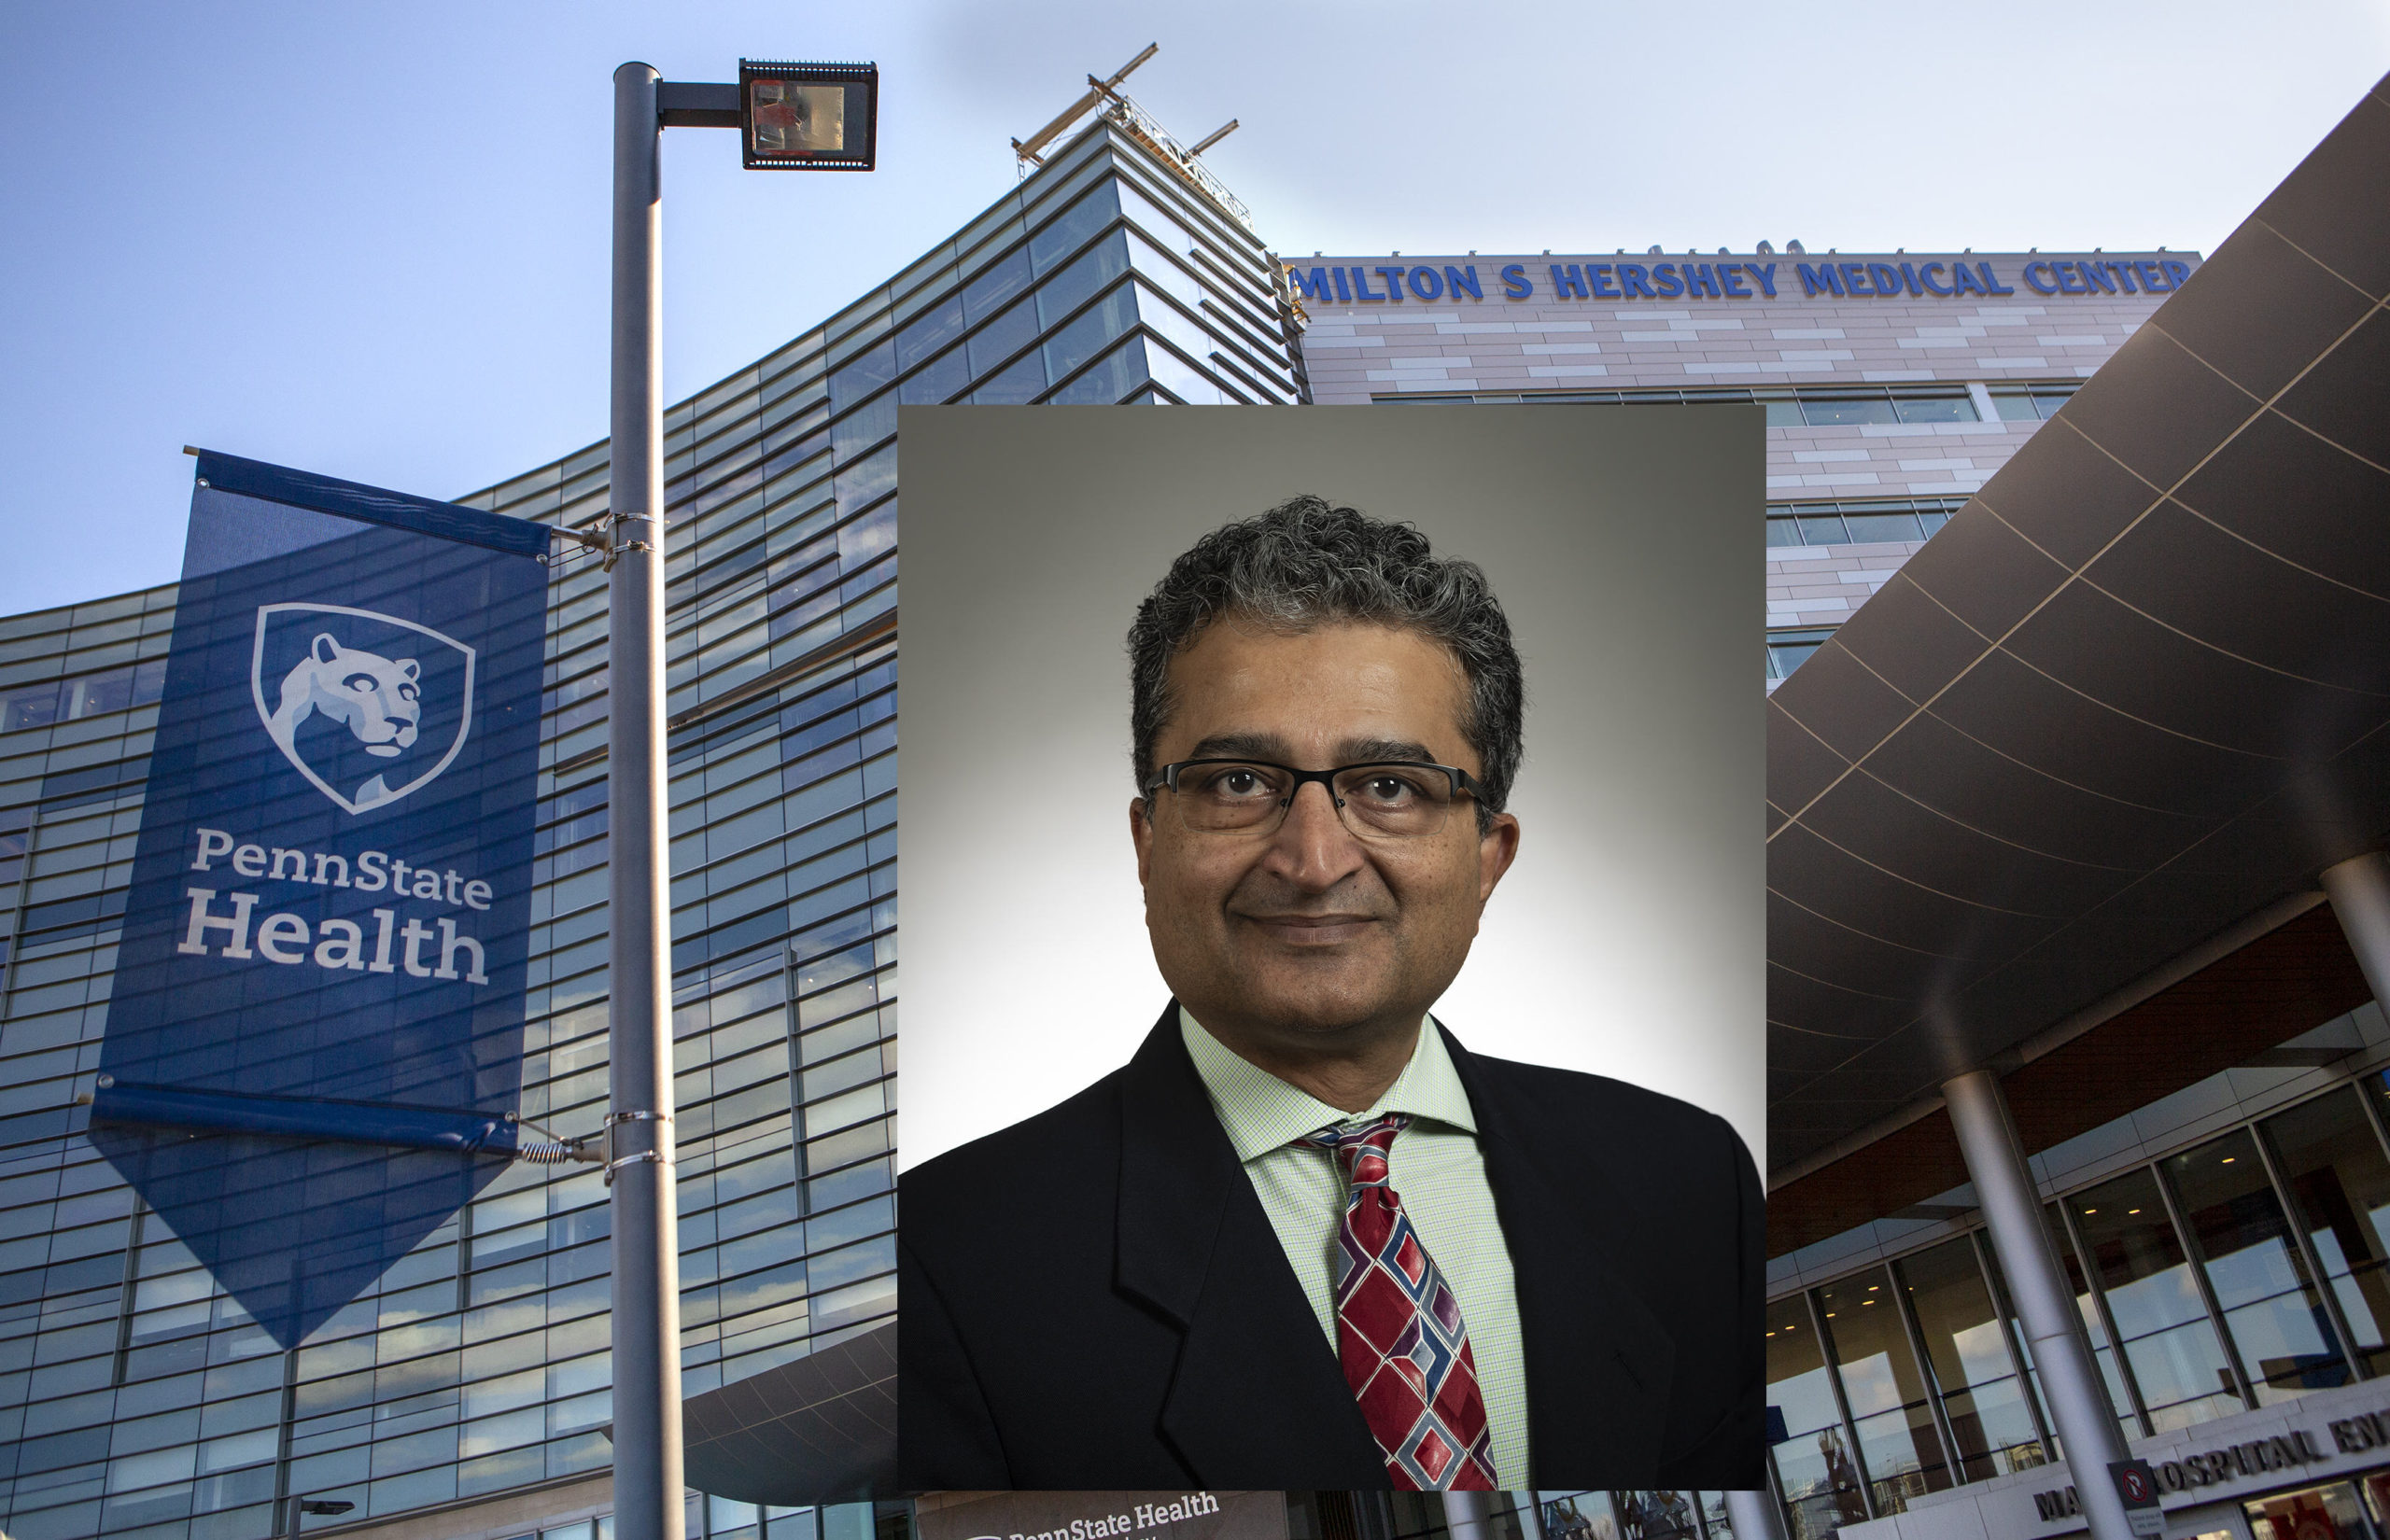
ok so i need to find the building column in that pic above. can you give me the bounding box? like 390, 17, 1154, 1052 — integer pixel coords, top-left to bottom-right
1441, 1492, 1492, 1540
1724, 1489, 1791, 1540
1943, 1069, 2136, 1540
2323, 851, 2390, 1011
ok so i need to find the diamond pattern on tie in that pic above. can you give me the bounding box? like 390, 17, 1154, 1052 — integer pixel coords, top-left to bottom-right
1303, 1113, 1497, 1491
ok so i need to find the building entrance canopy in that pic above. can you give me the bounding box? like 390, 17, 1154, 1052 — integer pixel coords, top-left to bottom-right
1767, 73, 2390, 1183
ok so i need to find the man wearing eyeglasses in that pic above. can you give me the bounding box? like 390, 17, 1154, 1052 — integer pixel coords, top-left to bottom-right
898, 497, 1761, 1491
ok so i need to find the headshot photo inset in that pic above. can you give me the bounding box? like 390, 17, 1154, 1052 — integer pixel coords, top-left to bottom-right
896, 405, 1764, 1491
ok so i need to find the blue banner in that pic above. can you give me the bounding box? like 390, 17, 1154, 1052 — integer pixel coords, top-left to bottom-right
87, 452, 553, 1349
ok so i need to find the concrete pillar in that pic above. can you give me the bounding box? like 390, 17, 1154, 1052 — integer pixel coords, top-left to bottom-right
1943, 1069, 2136, 1540
1724, 1490, 1791, 1540
1442, 1492, 1493, 1540
2323, 851, 2390, 1013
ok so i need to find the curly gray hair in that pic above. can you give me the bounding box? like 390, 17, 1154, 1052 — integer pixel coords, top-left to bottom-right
1127, 496, 1525, 828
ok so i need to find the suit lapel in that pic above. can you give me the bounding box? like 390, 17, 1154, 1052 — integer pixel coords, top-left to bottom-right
1114, 1003, 1386, 1486
1441, 1022, 1675, 1484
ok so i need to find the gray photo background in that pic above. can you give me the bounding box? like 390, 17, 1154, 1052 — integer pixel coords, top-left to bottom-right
898, 404, 1763, 1166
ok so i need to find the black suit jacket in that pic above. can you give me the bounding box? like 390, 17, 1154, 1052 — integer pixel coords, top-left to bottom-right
898, 1003, 1762, 1490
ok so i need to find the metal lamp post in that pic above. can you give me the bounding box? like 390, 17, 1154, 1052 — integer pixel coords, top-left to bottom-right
592, 58, 877, 1540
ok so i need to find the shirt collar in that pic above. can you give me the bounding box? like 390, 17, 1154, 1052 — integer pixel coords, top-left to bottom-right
1179, 1004, 1480, 1165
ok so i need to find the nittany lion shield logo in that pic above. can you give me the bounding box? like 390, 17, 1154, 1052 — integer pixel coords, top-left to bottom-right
250, 603, 476, 815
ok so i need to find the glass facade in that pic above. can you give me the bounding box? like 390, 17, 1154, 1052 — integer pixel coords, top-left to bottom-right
1767, 1069, 2390, 1540
0, 119, 1293, 1540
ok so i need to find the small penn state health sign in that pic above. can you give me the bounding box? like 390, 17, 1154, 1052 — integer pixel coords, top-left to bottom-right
85, 450, 553, 1350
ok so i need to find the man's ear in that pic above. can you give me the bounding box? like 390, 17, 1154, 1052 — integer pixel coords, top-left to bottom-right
1476, 811, 1521, 903
1131, 797, 1154, 889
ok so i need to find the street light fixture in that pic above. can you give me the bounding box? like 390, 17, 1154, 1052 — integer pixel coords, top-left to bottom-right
739, 60, 878, 169
583, 56, 878, 1540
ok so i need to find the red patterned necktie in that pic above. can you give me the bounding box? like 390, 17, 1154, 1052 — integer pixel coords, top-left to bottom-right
1302, 1113, 1497, 1490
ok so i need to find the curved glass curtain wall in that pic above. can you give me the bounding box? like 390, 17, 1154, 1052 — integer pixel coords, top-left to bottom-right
1765, 1064, 2390, 1540
0, 120, 1293, 1540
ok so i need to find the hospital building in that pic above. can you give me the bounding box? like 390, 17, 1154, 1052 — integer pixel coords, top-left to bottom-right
2, 54, 2387, 1540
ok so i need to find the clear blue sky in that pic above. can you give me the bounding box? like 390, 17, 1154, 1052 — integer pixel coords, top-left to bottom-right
4, 1, 2384, 615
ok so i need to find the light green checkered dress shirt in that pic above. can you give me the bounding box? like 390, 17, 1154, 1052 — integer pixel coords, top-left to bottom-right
1178, 1007, 1529, 1484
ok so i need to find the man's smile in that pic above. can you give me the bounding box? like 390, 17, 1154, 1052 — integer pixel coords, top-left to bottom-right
1237, 911, 1381, 945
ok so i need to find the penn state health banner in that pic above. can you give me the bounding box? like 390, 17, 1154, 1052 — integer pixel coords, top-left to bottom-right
86, 450, 555, 1348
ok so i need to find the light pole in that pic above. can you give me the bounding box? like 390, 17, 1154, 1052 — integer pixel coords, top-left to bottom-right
593, 57, 877, 1540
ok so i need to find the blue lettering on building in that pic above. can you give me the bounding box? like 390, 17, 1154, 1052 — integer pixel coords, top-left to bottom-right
1290, 252, 2185, 305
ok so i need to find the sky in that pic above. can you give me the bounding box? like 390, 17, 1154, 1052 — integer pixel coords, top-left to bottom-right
2, 1, 2385, 616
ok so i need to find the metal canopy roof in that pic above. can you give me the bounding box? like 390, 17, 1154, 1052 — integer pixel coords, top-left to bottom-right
676, 1321, 895, 1505
1766, 71, 2390, 1180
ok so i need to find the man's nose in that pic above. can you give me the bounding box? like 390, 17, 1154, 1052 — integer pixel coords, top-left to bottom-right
1265, 779, 1367, 887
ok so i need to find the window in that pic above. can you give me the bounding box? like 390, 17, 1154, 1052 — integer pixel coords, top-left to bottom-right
1377, 382, 1984, 425
1894, 1237, 2048, 1480
0, 657, 164, 733
1817, 1267, 1953, 1513
2244, 1481, 2371, 1540
2165, 1127, 2349, 1403
1767, 1295, 1870, 1540
1768, 629, 1835, 682
2065, 1169, 2245, 1432
2267, 1084, 2390, 1376
1794, 392, 1900, 427
2044, 1199, 2156, 1440
1988, 383, 2079, 420
1768, 498, 1962, 549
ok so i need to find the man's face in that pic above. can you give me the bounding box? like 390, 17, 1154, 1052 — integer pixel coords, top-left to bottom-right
1131, 618, 1520, 1055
